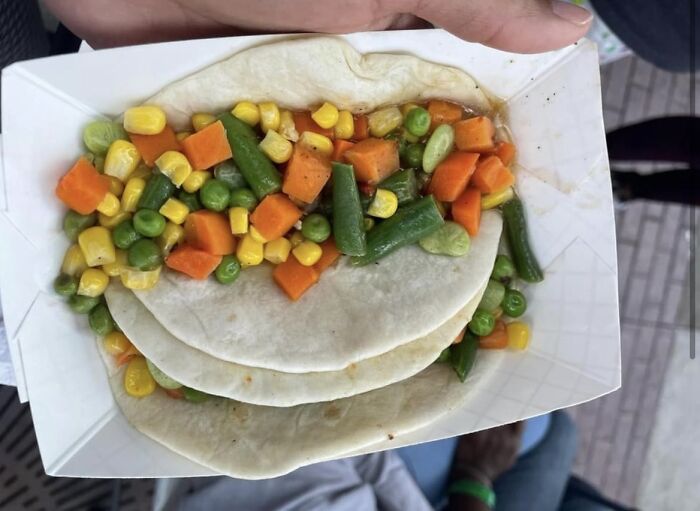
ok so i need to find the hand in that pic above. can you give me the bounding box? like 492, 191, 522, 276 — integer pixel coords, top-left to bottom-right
44, 0, 591, 52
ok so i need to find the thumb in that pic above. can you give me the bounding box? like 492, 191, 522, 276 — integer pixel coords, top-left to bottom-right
412, 0, 592, 53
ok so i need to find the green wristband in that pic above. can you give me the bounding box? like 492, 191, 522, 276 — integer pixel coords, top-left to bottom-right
448, 479, 496, 508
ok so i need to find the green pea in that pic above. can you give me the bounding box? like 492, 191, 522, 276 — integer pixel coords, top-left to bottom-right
491, 254, 516, 281
214, 160, 247, 189
502, 288, 527, 318
112, 220, 142, 249
63, 210, 97, 241
200, 180, 230, 212
133, 209, 166, 237
68, 294, 100, 314
128, 238, 162, 270
88, 303, 114, 336
423, 124, 455, 173
54, 274, 78, 297
363, 217, 375, 231
94, 155, 105, 173
419, 221, 470, 257
468, 310, 495, 337
404, 107, 431, 137
183, 387, 209, 403
384, 131, 409, 159
402, 143, 425, 170
83, 120, 128, 155
215, 255, 241, 285
301, 214, 331, 243
228, 188, 258, 211
146, 359, 182, 389
178, 191, 202, 212
436, 347, 452, 363
478, 279, 506, 313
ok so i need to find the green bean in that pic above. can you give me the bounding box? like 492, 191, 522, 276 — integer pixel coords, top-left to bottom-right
404, 107, 431, 137
200, 180, 230, 212
215, 255, 242, 285
88, 303, 114, 336
83, 120, 128, 155
54, 274, 78, 297
378, 169, 418, 205
468, 310, 495, 336
138, 173, 175, 210
363, 217, 375, 231
502, 288, 527, 318
112, 220, 142, 249
63, 210, 97, 241
146, 359, 182, 389
422, 124, 454, 173
128, 239, 163, 270
177, 191, 202, 212
436, 347, 452, 363
502, 197, 544, 282
183, 387, 209, 403
450, 330, 479, 382
418, 221, 470, 256
478, 279, 506, 313
68, 294, 100, 314
133, 209, 166, 237
332, 162, 367, 256
301, 214, 331, 243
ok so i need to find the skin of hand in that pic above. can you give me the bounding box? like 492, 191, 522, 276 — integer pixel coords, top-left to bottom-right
44, 0, 591, 52
451, 421, 524, 482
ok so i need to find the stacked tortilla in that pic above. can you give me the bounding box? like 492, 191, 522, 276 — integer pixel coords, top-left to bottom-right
101, 38, 503, 479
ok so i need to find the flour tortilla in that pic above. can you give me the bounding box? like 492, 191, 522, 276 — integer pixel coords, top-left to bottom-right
105, 282, 486, 406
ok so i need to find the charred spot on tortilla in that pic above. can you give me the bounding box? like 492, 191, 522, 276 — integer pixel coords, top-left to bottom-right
388, 433, 395, 440
323, 405, 341, 420
244, 375, 252, 384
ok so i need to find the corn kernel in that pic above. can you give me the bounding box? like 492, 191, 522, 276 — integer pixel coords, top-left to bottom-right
249, 225, 268, 244
279, 110, 299, 142
289, 231, 304, 247
62, 244, 88, 277
99, 210, 131, 228
104, 140, 141, 181
102, 249, 129, 277
400, 103, 419, 116
232, 101, 260, 126
182, 170, 211, 193
259, 102, 280, 133
157, 222, 185, 253
401, 127, 419, 144
493, 307, 503, 320
124, 105, 166, 135
96, 192, 120, 217
121, 177, 146, 212
156, 150, 192, 187
259, 130, 293, 163
124, 357, 156, 397
506, 322, 530, 350
159, 198, 190, 225
129, 163, 152, 180
228, 207, 249, 235
368, 189, 398, 218
191, 113, 216, 132
368, 107, 403, 137
176, 131, 192, 141
77, 268, 109, 297
481, 187, 514, 210
236, 234, 264, 267
292, 240, 322, 266
120, 266, 161, 290
78, 226, 116, 267
108, 176, 125, 197
264, 237, 292, 264
298, 131, 333, 157
334, 110, 355, 140
312, 102, 339, 129
103, 331, 132, 356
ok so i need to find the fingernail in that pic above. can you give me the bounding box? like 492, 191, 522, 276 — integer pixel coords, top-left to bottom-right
551, 0, 593, 25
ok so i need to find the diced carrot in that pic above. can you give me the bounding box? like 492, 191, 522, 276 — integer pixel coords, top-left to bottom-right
273, 256, 320, 301
427, 100, 463, 130
184, 210, 236, 255
293, 112, 334, 139
452, 326, 467, 344
454, 116, 495, 153
451, 187, 481, 236
428, 151, 480, 202
358, 182, 376, 197
166, 244, 223, 279
250, 193, 303, 241
55, 156, 110, 214
353, 115, 369, 140
494, 141, 516, 167
313, 238, 341, 273
331, 139, 355, 162
116, 344, 140, 367
282, 145, 332, 204
479, 320, 508, 349
181, 120, 232, 170
471, 156, 515, 194
343, 138, 400, 184
129, 125, 181, 167
164, 387, 184, 399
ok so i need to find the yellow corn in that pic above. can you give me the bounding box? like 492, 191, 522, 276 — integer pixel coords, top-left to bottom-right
292, 240, 322, 266
130, 163, 152, 180
298, 131, 333, 157
236, 234, 264, 267
312, 102, 339, 129
334, 110, 355, 139
120, 266, 161, 290
77, 268, 109, 297
493, 307, 503, 320
156, 150, 192, 187
435, 200, 447, 218
400, 103, 419, 116
99, 210, 131, 228
121, 177, 146, 212
107, 176, 124, 197
368, 107, 403, 137
123, 105, 166, 135
157, 222, 185, 253
61, 244, 88, 277
259, 130, 293, 163
191, 113, 216, 132
78, 226, 116, 267
124, 357, 156, 397
96, 192, 120, 217
248, 225, 268, 244
159, 198, 190, 225
182, 170, 211, 193
481, 187, 514, 210
104, 140, 141, 182
259, 102, 280, 133
102, 249, 128, 277
264, 237, 292, 264
232, 101, 260, 126
103, 331, 132, 356
506, 321, 531, 350
176, 131, 192, 142
279, 110, 299, 141
401, 127, 419, 144
368, 189, 398, 218
229, 207, 249, 235
289, 231, 304, 248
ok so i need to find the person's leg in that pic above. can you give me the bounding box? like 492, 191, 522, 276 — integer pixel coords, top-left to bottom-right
491, 411, 578, 511
606, 117, 699, 164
